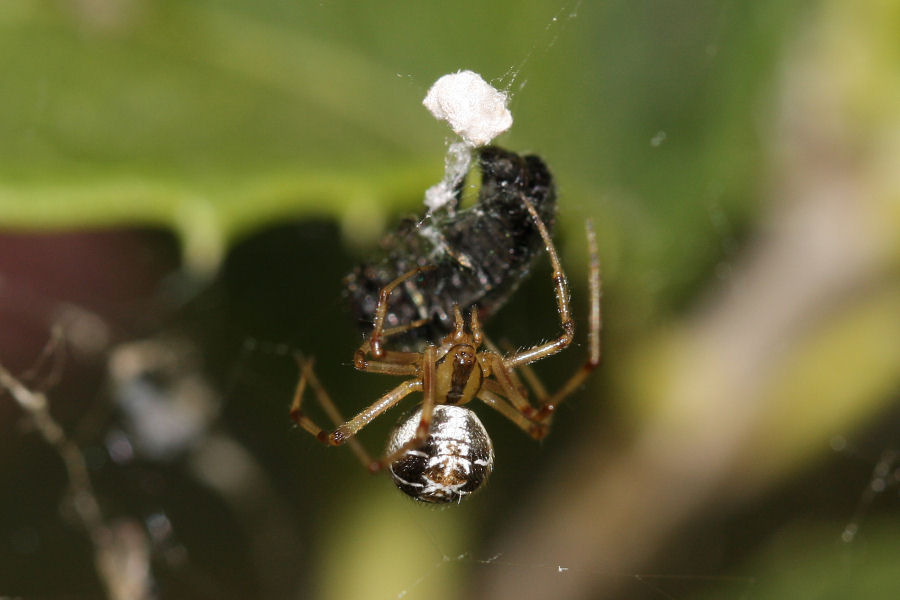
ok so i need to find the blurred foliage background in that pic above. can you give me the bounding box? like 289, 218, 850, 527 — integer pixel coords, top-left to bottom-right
1, 0, 899, 599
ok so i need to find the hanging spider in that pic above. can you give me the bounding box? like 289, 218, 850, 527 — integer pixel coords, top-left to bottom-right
344, 146, 557, 347
291, 195, 601, 504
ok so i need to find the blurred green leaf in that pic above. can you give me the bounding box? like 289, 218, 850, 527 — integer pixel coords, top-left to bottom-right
0, 0, 811, 288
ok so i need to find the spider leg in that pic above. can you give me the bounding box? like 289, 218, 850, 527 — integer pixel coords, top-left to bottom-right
354, 316, 431, 374
533, 219, 602, 421
289, 356, 372, 468
353, 349, 421, 376
368, 266, 436, 358
484, 336, 535, 399
495, 220, 602, 422
497, 339, 549, 401
354, 272, 437, 374
289, 355, 422, 472
502, 195, 575, 369
476, 387, 548, 440
374, 346, 439, 470
483, 352, 545, 422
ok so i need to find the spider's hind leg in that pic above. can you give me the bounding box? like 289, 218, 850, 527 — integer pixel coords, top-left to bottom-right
506, 219, 602, 423
491, 214, 602, 428
290, 355, 375, 469
534, 219, 601, 421
501, 196, 577, 370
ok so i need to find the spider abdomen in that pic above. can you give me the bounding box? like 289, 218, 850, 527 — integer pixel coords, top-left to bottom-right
387, 405, 494, 504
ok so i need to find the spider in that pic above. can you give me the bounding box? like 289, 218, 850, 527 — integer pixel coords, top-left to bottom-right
290, 196, 601, 504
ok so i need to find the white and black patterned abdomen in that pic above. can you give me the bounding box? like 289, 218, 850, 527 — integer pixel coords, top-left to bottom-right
386, 405, 494, 504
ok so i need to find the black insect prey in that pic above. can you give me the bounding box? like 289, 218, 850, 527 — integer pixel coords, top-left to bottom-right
344, 146, 556, 343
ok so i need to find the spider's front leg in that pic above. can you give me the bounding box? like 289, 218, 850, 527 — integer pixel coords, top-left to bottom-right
362, 265, 436, 359
289, 355, 422, 472
477, 383, 551, 440
497, 208, 602, 425
376, 345, 440, 469
502, 194, 577, 371
352, 266, 436, 374
505, 219, 602, 422
533, 219, 602, 421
